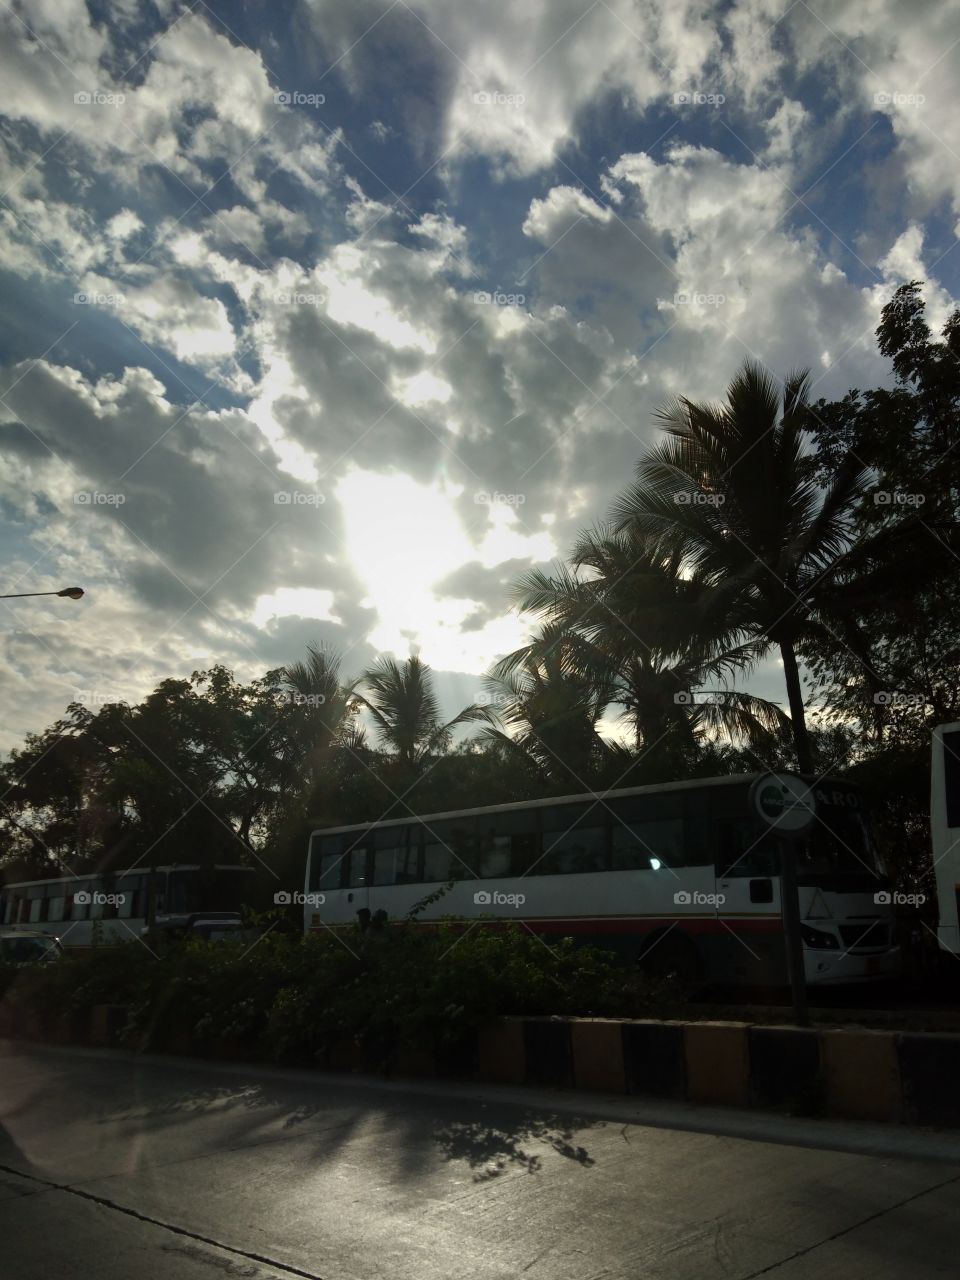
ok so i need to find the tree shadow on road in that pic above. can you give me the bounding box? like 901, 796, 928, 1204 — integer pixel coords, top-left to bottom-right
433, 1110, 597, 1181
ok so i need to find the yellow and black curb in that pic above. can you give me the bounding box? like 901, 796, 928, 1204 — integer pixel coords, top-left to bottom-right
3, 1005, 959, 1127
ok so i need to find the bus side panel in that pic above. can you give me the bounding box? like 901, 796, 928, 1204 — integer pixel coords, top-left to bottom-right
933, 725, 960, 956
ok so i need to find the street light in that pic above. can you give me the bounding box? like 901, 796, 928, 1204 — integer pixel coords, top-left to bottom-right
0, 587, 85, 600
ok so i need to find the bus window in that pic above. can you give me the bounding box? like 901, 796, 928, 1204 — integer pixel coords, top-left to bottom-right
422, 819, 475, 882
372, 826, 417, 886
65, 880, 87, 921
346, 836, 370, 889
311, 835, 347, 892
612, 818, 685, 870
116, 873, 143, 919
944, 730, 960, 827
476, 809, 538, 877
797, 806, 880, 880
28, 886, 45, 923
539, 805, 608, 874
48, 892, 66, 923
717, 819, 780, 878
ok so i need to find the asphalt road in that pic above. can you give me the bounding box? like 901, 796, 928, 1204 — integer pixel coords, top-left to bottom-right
1, 1042, 959, 1279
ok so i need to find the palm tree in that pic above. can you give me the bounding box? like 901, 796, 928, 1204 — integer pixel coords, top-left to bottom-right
356, 655, 491, 775
483, 624, 626, 787
502, 525, 790, 767
610, 360, 871, 772
281, 644, 362, 790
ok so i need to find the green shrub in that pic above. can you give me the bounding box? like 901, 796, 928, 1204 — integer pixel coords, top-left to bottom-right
1, 923, 681, 1067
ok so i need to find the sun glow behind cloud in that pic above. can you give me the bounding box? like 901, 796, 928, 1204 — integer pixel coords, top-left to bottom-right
337, 469, 556, 671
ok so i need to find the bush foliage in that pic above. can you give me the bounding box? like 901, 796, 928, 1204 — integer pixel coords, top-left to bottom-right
1, 924, 679, 1069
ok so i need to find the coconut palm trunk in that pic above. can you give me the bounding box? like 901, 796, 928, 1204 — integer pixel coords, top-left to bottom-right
778, 636, 813, 773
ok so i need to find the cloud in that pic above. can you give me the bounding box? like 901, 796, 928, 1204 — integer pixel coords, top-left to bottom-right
2, 0, 960, 753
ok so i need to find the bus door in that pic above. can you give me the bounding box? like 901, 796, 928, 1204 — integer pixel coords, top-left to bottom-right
932, 722, 960, 958
344, 832, 370, 923
715, 818, 784, 982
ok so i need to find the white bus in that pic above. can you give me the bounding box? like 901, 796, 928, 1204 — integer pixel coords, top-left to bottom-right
931, 722, 960, 958
304, 773, 901, 985
0, 865, 257, 948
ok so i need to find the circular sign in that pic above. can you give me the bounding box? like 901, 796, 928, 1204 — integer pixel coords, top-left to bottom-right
750, 772, 817, 836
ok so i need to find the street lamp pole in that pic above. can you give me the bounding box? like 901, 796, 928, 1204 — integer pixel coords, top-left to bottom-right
0, 587, 85, 600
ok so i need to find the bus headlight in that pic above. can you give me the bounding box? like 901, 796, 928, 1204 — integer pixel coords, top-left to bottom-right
801, 924, 839, 950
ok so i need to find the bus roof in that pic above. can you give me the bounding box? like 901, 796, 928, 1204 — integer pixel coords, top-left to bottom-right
308, 772, 858, 839
0, 865, 256, 891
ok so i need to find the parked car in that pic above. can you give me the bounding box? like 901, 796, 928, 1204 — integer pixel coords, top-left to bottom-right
0, 928, 64, 965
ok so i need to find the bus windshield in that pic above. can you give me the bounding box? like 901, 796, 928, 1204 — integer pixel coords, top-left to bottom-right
796, 805, 882, 883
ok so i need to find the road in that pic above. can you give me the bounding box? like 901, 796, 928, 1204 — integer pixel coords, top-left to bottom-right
1, 1041, 959, 1279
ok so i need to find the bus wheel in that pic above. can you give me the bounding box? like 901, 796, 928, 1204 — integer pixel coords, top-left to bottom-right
639, 934, 701, 984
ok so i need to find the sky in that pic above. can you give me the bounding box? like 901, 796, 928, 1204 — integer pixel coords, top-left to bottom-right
1, 0, 959, 753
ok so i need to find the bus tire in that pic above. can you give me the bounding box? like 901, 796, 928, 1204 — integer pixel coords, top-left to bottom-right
638, 932, 701, 984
